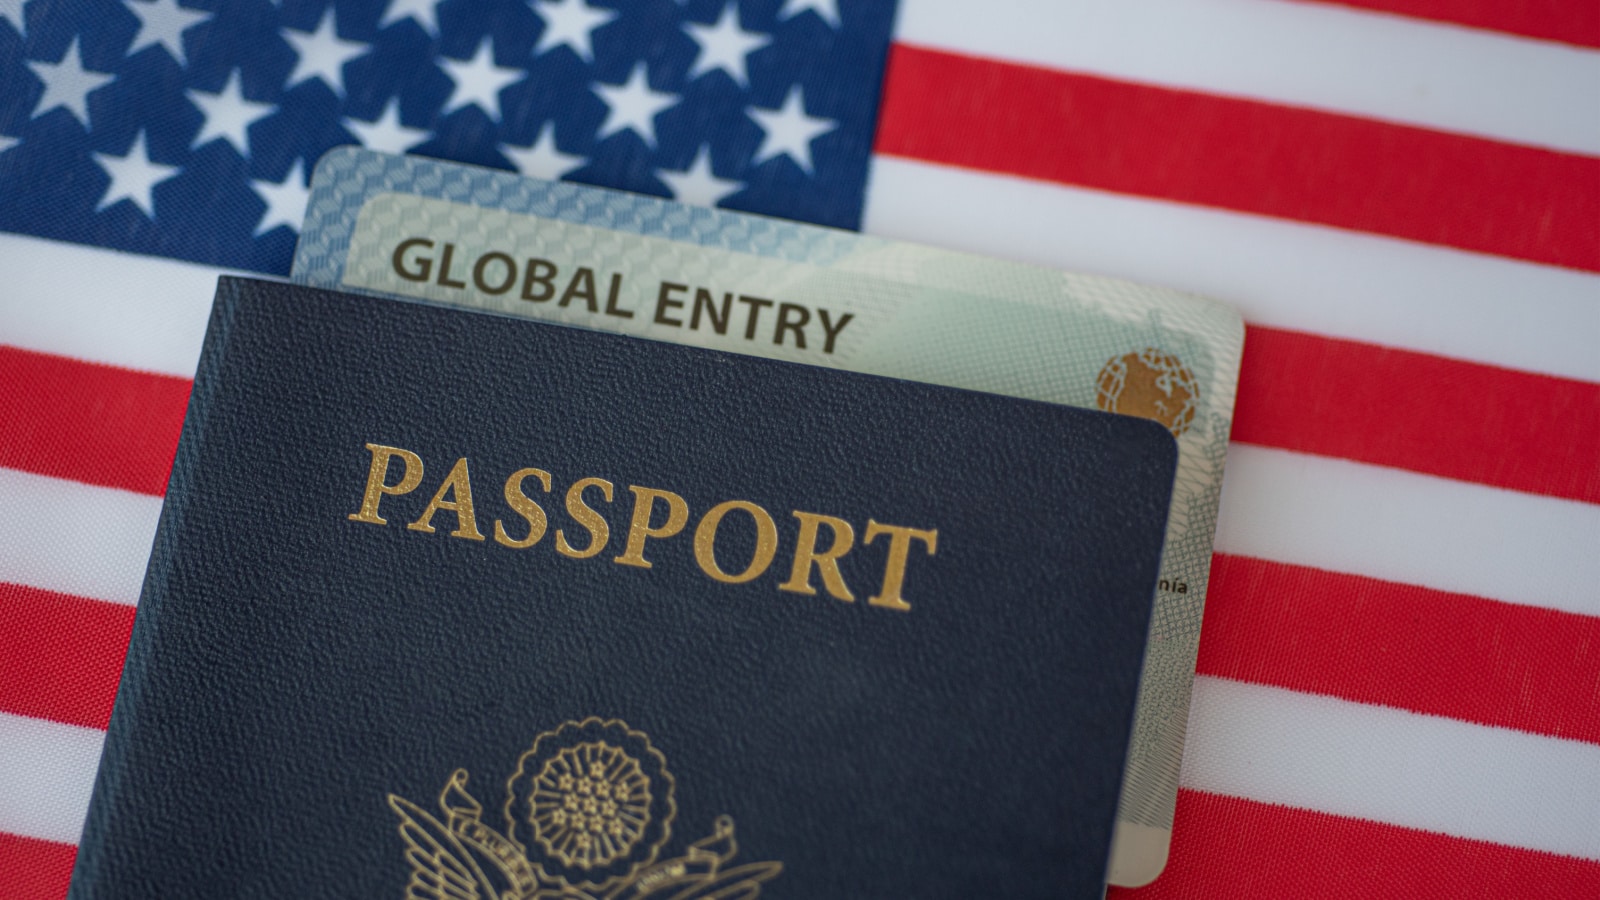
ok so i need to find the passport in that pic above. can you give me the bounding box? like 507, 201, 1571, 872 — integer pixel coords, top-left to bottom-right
70, 276, 1178, 899
293, 148, 1246, 884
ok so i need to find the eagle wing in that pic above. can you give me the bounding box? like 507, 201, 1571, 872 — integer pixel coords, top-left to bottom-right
389, 794, 500, 900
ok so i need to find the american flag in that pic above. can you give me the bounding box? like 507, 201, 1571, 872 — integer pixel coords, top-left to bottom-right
0, 1, 1596, 897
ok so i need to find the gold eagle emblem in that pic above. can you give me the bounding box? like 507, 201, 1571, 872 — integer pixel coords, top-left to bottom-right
388, 717, 781, 899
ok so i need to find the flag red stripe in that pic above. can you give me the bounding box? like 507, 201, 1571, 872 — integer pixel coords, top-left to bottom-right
0, 583, 134, 731
1199, 554, 1600, 744
1309, 0, 1600, 49
1234, 326, 1600, 504
874, 44, 1600, 273
7, 321, 1598, 520
0, 344, 189, 497
1110, 790, 1600, 899
0, 833, 77, 900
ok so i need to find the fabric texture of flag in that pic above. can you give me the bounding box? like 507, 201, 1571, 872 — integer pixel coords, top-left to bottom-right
0, 1, 1596, 898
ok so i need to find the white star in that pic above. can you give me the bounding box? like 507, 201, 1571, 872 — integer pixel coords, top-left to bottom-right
0, 134, 17, 154
2, 0, 26, 35
29, 37, 113, 126
684, 3, 768, 88
126, 0, 209, 68
593, 63, 675, 147
502, 122, 584, 180
252, 159, 309, 236
188, 69, 273, 155
530, 0, 616, 62
439, 38, 525, 120
378, 0, 439, 35
748, 86, 835, 174
93, 130, 179, 217
658, 145, 742, 208
778, 0, 838, 28
345, 99, 431, 154
283, 9, 367, 95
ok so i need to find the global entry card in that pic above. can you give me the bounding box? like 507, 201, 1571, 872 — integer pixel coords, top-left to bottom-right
291, 147, 1246, 885
75, 278, 1178, 898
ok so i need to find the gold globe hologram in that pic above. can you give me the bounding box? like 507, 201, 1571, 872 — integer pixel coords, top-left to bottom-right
1095, 348, 1199, 437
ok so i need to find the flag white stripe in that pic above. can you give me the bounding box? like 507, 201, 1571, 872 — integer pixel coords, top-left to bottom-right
1182, 675, 1600, 861
894, 0, 1600, 155
861, 158, 1600, 383
1215, 444, 1600, 618
9, 675, 1598, 858
0, 232, 222, 379
0, 467, 163, 607
0, 711, 103, 846
15, 184, 1600, 388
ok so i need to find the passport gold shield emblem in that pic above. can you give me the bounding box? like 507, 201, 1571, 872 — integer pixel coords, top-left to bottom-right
388, 717, 781, 899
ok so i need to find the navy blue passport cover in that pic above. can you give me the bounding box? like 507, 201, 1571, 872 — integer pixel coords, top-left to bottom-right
71, 277, 1177, 900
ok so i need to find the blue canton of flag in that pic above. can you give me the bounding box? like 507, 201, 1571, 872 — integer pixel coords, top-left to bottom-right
0, 0, 895, 274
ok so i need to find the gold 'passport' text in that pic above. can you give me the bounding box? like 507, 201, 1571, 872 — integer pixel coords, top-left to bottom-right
347, 443, 938, 612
